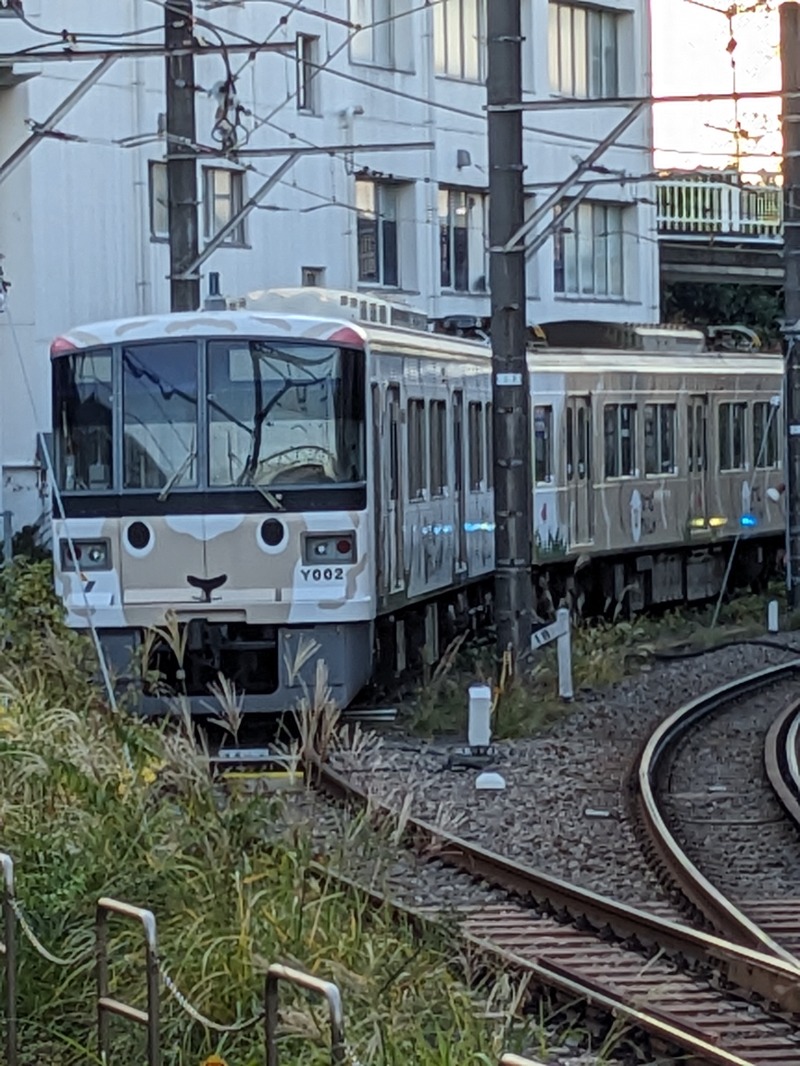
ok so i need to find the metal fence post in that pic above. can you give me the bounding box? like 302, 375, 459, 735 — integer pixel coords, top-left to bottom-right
0, 853, 17, 1066
265, 963, 344, 1066
96, 898, 160, 1066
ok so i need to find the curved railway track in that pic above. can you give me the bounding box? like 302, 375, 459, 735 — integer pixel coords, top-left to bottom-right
309, 656, 800, 1066
636, 660, 800, 964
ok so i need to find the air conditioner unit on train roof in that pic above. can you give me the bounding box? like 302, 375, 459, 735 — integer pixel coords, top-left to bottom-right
240, 287, 430, 333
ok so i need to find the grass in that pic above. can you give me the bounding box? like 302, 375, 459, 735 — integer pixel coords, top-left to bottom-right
404, 583, 791, 739
0, 558, 617, 1066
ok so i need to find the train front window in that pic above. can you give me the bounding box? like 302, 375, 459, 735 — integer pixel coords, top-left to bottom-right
122, 342, 198, 490
207, 341, 366, 487
54, 350, 113, 491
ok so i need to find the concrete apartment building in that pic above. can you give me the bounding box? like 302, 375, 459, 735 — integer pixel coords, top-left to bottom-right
0, 0, 657, 528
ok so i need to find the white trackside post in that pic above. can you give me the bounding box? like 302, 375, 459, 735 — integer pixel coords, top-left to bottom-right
556, 607, 573, 701
468, 683, 493, 749
768, 599, 780, 633
531, 607, 573, 701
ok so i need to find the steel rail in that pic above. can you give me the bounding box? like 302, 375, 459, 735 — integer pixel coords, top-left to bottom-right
765, 697, 800, 825
315, 758, 800, 1013
636, 659, 800, 967
311, 862, 785, 1066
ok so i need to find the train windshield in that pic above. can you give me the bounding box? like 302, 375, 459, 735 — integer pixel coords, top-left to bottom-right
53, 339, 366, 492
207, 341, 365, 487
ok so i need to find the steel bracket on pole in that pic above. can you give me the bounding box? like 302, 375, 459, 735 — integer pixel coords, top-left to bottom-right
265, 963, 344, 1066
0, 853, 17, 1066
96, 897, 160, 1066
504, 101, 647, 255
0, 56, 117, 187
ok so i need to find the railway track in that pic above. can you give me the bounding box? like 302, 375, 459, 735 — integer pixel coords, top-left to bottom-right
637, 660, 800, 964
315, 744, 800, 1065
305, 660, 800, 1061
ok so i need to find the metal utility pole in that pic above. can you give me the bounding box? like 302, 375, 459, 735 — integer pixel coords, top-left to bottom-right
165, 0, 200, 311
781, 1, 800, 607
488, 0, 533, 663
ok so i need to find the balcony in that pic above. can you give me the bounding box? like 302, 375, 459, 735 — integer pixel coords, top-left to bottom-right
656, 174, 783, 242
656, 173, 784, 285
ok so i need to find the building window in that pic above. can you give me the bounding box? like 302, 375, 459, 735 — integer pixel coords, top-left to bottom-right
203, 168, 246, 245
356, 180, 400, 287
719, 402, 747, 471
604, 403, 636, 478
644, 404, 676, 475
534, 406, 554, 482
351, 0, 394, 67
430, 400, 448, 497
548, 3, 619, 99
434, 0, 486, 81
408, 398, 426, 499
149, 161, 169, 240
468, 401, 484, 490
296, 34, 319, 112
753, 401, 779, 468
439, 188, 487, 292
554, 201, 624, 297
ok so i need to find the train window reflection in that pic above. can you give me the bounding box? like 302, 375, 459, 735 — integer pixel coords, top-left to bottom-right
753, 401, 779, 469
534, 405, 553, 482
604, 403, 636, 478
719, 402, 747, 471
207, 341, 365, 487
644, 403, 676, 475
54, 349, 114, 491
122, 342, 198, 491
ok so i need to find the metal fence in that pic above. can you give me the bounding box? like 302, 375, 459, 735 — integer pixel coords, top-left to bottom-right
656, 176, 783, 239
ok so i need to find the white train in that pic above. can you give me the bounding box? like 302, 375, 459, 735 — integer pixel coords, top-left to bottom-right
49, 288, 785, 713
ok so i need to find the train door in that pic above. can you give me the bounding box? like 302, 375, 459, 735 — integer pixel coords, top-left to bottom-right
453, 390, 467, 571
688, 395, 707, 519
385, 384, 404, 593
566, 396, 593, 545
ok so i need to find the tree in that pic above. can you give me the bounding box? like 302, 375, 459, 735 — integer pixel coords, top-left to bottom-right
662, 281, 783, 348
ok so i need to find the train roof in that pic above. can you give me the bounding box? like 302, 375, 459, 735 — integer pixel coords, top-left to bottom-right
51, 282, 782, 377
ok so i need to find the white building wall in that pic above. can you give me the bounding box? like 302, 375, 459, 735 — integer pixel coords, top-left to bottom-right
0, 0, 658, 528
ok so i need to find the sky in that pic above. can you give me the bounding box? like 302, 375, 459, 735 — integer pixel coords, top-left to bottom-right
651, 0, 782, 177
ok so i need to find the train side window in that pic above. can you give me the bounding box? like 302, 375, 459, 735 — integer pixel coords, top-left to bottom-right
577, 405, 589, 479
468, 401, 484, 490
566, 407, 574, 480
534, 405, 553, 482
388, 387, 400, 501
486, 403, 493, 489
430, 399, 448, 497
604, 403, 636, 478
644, 403, 676, 475
753, 400, 779, 468
688, 403, 705, 473
408, 398, 426, 499
719, 402, 747, 471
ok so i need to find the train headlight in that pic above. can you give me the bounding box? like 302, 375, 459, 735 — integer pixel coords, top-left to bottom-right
60, 539, 111, 572
302, 532, 355, 565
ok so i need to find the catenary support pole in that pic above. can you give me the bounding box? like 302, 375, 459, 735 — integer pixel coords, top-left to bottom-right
781, 2, 800, 608
165, 0, 200, 312
488, 0, 533, 665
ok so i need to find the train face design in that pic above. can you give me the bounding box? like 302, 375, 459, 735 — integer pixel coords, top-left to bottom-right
50, 289, 788, 715
50, 314, 375, 713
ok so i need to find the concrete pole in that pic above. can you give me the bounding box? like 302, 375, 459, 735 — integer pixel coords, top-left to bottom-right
781, 3, 800, 607
488, 0, 533, 663
165, 0, 200, 312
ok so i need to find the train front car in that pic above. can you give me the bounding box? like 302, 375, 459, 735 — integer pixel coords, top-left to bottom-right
50, 313, 373, 714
